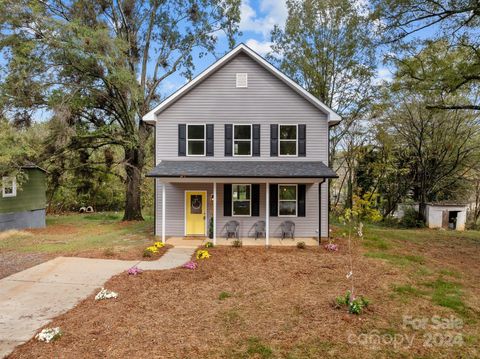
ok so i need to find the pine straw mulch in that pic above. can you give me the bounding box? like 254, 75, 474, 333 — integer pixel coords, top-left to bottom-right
8, 242, 480, 359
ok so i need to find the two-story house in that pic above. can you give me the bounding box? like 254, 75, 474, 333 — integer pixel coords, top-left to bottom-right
142, 44, 340, 245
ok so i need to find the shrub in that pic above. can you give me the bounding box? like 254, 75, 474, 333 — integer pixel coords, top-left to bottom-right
127, 266, 143, 275
400, 208, 425, 228
205, 241, 214, 248
154, 241, 164, 248
296, 241, 306, 249
232, 239, 242, 248
35, 327, 62, 343
325, 243, 338, 251
335, 290, 369, 315
143, 245, 159, 257
183, 261, 198, 270
219, 291, 232, 300
381, 215, 400, 228
143, 249, 153, 258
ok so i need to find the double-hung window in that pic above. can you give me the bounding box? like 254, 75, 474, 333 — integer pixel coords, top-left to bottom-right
232, 184, 251, 216
2, 177, 17, 198
233, 124, 252, 156
279, 124, 297, 156
187, 124, 205, 156
278, 184, 297, 216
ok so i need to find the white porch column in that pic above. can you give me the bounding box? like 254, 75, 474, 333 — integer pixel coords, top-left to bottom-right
162, 183, 166, 243
265, 181, 269, 246
213, 182, 217, 245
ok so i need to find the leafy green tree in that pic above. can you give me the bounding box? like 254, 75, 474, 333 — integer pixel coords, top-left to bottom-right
0, 0, 240, 220
268, 0, 377, 166
373, 0, 480, 111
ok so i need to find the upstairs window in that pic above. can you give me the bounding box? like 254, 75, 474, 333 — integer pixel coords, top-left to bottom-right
232, 184, 251, 216
2, 177, 17, 198
279, 125, 297, 156
278, 184, 297, 216
187, 124, 205, 156
233, 124, 252, 156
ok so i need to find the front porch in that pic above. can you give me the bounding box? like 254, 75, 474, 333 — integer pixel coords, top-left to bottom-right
166, 236, 320, 247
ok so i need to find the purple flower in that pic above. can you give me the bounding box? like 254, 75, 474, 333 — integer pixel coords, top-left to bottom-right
325, 243, 339, 252
127, 266, 143, 275
183, 260, 198, 270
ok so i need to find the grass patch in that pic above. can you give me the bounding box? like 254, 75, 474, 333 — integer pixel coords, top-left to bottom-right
393, 284, 427, 297
244, 337, 273, 359
365, 252, 425, 266
421, 279, 467, 316
439, 268, 462, 279
285, 338, 336, 358
219, 291, 232, 300
363, 234, 391, 250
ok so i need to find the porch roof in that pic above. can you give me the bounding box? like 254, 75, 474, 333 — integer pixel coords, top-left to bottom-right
147, 160, 337, 179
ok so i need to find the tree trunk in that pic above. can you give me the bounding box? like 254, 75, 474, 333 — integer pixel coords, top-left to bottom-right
123, 145, 144, 221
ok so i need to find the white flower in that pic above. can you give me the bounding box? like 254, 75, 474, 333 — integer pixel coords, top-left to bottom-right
35, 327, 62, 343
95, 287, 118, 301
346, 271, 353, 279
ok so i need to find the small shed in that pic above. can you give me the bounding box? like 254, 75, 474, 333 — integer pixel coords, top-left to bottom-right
425, 203, 468, 231
0, 165, 47, 231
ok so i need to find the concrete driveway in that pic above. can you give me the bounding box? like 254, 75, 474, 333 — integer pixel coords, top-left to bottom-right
0, 247, 196, 358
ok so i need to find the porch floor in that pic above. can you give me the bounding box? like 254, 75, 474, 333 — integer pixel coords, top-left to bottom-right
165, 237, 320, 247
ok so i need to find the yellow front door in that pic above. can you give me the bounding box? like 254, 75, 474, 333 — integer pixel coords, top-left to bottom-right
185, 191, 206, 236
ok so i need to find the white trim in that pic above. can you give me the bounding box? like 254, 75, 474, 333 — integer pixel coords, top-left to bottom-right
278, 124, 298, 157
278, 184, 298, 217
232, 184, 252, 217
142, 44, 341, 125
156, 177, 320, 184
184, 190, 208, 236
2, 177, 17, 198
162, 183, 166, 243
213, 182, 217, 244
186, 124, 206, 156
266, 181, 270, 246
232, 124, 252, 157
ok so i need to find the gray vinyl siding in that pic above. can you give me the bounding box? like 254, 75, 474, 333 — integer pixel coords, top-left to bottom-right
155, 53, 328, 163
155, 181, 328, 238
153, 51, 330, 239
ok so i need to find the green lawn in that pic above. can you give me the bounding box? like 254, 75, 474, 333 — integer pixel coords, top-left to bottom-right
0, 212, 155, 256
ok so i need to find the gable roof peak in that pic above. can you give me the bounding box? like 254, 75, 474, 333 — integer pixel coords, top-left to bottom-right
142, 43, 341, 125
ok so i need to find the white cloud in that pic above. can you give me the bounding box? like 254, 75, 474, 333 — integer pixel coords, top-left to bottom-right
245, 39, 274, 56
239, 0, 288, 37
375, 67, 393, 83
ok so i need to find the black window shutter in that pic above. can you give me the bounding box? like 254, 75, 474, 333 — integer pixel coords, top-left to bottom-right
298, 184, 306, 217
270, 124, 278, 156
298, 124, 306, 157
223, 184, 232, 216
225, 124, 233, 156
178, 124, 186, 156
252, 184, 260, 216
206, 124, 214, 156
252, 125, 261, 156
269, 184, 278, 216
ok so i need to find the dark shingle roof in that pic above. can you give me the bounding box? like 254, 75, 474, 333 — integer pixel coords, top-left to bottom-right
147, 161, 337, 178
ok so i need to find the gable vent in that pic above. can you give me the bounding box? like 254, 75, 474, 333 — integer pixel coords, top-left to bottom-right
236, 73, 248, 88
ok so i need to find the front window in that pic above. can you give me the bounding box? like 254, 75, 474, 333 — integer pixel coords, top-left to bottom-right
232, 184, 251, 216
279, 125, 297, 156
233, 124, 252, 156
279, 184, 297, 216
187, 124, 205, 156
2, 177, 17, 198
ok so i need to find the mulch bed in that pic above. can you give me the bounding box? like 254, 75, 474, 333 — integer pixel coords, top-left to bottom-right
0, 251, 55, 279
68, 244, 172, 261
8, 241, 479, 358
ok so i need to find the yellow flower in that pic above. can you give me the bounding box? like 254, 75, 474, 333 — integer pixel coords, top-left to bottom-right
154, 241, 164, 248
196, 249, 211, 259
146, 246, 159, 253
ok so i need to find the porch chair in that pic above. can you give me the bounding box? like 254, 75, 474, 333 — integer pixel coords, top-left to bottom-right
225, 220, 240, 240
281, 220, 295, 240
253, 221, 266, 240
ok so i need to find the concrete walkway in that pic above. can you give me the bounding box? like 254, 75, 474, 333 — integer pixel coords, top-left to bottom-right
0, 246, 197, 358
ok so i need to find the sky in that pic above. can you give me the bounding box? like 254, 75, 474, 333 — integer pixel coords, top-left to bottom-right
159, 0, 395, 99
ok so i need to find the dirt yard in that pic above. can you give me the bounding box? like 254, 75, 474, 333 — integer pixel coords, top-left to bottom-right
8, 226, 480, 358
